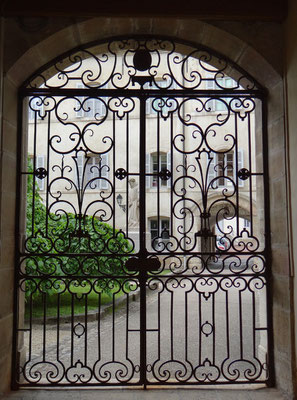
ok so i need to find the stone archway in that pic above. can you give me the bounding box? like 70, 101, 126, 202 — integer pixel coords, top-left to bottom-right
0, 17, 292, 396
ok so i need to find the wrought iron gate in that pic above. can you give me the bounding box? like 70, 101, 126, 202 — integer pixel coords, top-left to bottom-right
13, 37, 272, 387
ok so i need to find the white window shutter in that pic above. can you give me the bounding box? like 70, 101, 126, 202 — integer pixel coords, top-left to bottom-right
208, 152, 216, 189
167, 152, 171, 188
36, 155, 45, 190
146, 153, 150, 188
206, 79, 215, 112
100, 153, 109, 189
76, 154, 84, 188
237, 149, 244, 187
146, 98, 152, 115
76, 84, 85, 118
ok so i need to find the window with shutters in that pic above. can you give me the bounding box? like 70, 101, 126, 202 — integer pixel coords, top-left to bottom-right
76, 83, 107, 119
150, 218, 170, 247
28, 97, 43, 121
209, 149, 243, 188
77, 153, 109, 190
36, 155, 45, 190
206, 77, 235, 112
146, 152, 171, 188
146, 81, 175, 115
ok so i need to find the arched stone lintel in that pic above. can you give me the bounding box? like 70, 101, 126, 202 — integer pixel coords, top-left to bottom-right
6, 17, 281, 91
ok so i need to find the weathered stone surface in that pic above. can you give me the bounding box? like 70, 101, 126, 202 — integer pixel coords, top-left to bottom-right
271, 247, 291, 276
270, 177, 287, 212
2, 120, 17, 157
267, 80, 285, 123
6, 47, 43, 88
3, 78, 17, 127
201, 22, 246, 63
273, 276, 292, 311
274, 352, 294, 400
208, 21, 283, 76
0, 314, 13, 358
0, 352, 12, 396
151, 18, 181, 37
268, 117, 285, 152
0, 269, 14, 319
34, 25, 82, 67
77, 18, 112, 44
1, 191, 16, 236
268, 149, 286, 180
270, 210, 289, 247
0, 234, 15, 271
177, 19, 205, 44
238, 46, 281, 90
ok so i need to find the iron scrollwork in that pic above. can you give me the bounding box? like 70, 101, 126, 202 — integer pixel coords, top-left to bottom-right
16, 36, 270, 388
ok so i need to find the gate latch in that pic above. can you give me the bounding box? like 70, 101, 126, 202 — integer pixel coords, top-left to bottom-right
125, 256, 161, 272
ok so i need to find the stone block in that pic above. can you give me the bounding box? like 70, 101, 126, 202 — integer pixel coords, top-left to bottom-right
0, 352, 12, 396
0, 314, 13, 358
2, 120, 17, 157
151, 18, 181, 37
273, 306, 292, 359
177, 19, 206, 44
6, 46, 44, 89
270, 178, 287, 212
201, 22, 246, 63
268, 117, 285, 152
271, 247, 290, 276
77, 18, 113, 44
0, 269, 14, 319
0, 234, 15, 270
107, 18, 134, 37
34, 25, 81, 67
272, 276, 292, 311
1, 191, 16, 236
268, 149, 286, 180
1, 151, 17, 193
3, 77, 17, 127
238, 46, 281, 91
270, 211, 289, 247
208, 21, 283, 77
267, 80, 285, 123
132, 18, 153, 35
274, 352, 294, 399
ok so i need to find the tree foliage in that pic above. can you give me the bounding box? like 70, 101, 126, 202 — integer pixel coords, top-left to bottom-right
25, 159, 132, 298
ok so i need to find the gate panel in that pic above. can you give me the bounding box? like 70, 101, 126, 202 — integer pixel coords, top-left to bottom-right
17, 93, 143, 385
144, 93, 268, 384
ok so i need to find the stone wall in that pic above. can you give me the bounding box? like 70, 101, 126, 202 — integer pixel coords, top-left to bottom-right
0, 16, 294, 397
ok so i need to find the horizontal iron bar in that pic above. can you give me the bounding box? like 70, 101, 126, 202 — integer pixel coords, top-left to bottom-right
19, 87, 265, 98
19, 273, 268, 280
17, 379, 269, 388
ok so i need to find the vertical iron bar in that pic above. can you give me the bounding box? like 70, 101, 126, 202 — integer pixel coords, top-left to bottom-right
71, 293, 74, 366
212, 292, 216, 365
157, 108, 160, 238
261, 95, 275, 386
248, 111, 253, 236
170, 289, 174, 360
42, 293, 47, 361
239, 289, 243, 360
126, 113, 129, 235
57, 293, 60, 362
84, 293, 88, 366
113, 112, 116, 235
235, 112, 239, 236
139, 94, 147, 387
45, 110, 51, 235
97, 292, 101, 362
